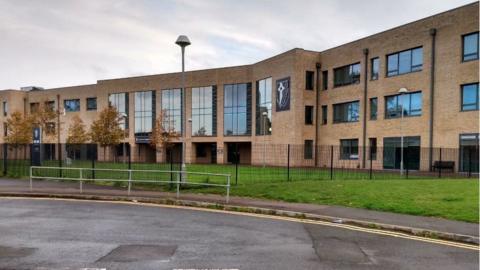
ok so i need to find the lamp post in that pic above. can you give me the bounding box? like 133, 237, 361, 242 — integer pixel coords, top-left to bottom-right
176, 35, 191, 181
398, 87, 408, 175
262, 111, 268, 167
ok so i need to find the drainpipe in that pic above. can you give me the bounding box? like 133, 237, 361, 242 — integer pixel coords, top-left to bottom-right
429, 28, 437, 171
362, 48, 369, 168
314, 62, 321, 166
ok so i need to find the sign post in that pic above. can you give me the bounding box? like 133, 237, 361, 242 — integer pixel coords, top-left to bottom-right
32, 127, 42, 166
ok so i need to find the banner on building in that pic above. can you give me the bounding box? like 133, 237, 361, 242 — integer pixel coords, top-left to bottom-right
276, 77, 290, 111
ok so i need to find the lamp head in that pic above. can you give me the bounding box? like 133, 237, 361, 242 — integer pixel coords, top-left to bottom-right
175, 35, 191, 47
398, 87, 408, 94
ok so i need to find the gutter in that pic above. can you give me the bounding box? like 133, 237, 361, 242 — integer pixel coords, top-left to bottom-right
428, 28, 437, 170
362, 48, 369, 168
315, 62, 321, 166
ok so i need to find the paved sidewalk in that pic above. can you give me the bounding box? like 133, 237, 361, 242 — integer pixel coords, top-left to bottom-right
0, 178, 478, 238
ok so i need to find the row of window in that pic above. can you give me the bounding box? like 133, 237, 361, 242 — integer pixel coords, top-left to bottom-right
317, 32, 478, 90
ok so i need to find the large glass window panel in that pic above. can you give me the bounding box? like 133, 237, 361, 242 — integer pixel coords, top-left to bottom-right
461, 83, 479, 111
463, 32, 479, 61
333, 101, 359, 123
134, 91, 154, 134
411, 48, 423, 71
256, 77, 272, 135
460, 134, 480, 172
370, 97, 377, 120
64, 99, 80, 112
333, 63, 361, 87
387, 47, 423, 76
224, 83, 249, 136
387, 54, 398, 76
371, 58, 379, 80
191, 86, 214, 136
162, 89, 182, 134
385, 91, 422, 118
340, 139, 359, 160
398, 51, 412, 74
109, 93, 128, 129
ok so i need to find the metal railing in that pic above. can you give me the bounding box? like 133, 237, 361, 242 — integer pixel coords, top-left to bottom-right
29, 166, 231, 203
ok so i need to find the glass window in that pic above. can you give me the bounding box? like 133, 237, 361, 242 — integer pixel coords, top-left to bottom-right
371, 58, 379, 80
459, 134, 479, 172
304, 140, 313, 159
385, 91, 422, 118
134, 91, 154, 134
192, 86, 214, 136
64, 99, 80, 112
463, 32, 479, 61
305, 71, 314, 90
461, 83, 479, 111
322, 71, 328, 90
225, 83, 249, 136
386, 47, 423, 76
334, 63, 361, 87
86, 97, 97, 111
162, 89, 182, 134
305, 106, 314, 125
321, 105, 327, 125
340, 139, 358, 160
256, 78, 272, 135
333, 101, 359, 123
109, 93, 128, 129
369, 138, 377, 160
30, 102, 39, 113
2, 101, 7, 116
370, 97, 377, 120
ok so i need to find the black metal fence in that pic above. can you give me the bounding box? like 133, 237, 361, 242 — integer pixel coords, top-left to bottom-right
0, 143, 478, 183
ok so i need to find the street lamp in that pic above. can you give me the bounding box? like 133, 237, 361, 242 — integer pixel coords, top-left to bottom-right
398, 87, 408, 175
262, 111, 268, 168
120, 113, 128, 164
176, 35, 191, 181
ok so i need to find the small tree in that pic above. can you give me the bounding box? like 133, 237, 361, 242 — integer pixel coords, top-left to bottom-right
30, 100, 58, 142
5, 111, 34, 159
66, 115, 90, 159
150, 109, 179, 155
89, 106, 125, 161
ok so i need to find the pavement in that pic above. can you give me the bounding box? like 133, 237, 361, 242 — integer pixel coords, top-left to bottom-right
0, 178, 478, 243
0, 197, 478, 270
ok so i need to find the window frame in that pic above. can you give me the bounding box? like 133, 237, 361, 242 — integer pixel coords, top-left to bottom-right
321, 105, 328, 125
333, 100, 360, 123
192, 86, 215, 136
63, 99, 80, 112
340, 139, 359, 160
462, 32, 479, 62
305, 105, 314, 125
369, 138, 377, 160
386, 47, 423, 77
333, 62, 361, 88
322, 70, 328, 90
461, 83, 479, 111
369, 97, 378, 120
384, 91, 422, 119
305, 71, 314, 90
370, 57, 379, 80
86, 97, 97, 111
304, 140, 313, 159
255, 78, 272, 136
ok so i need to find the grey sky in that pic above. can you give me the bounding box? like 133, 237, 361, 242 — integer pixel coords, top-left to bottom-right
0, 0, 474, 89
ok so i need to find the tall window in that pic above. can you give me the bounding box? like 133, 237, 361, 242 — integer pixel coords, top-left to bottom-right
305, 106, 314, 125
387, 47, 423, 76
225, 83, 250, 136
370, 97, 378, 120
321, 105, 327, 124
30, 102, 39, 113
459, 134, 479, 172
192, 86, 215, 136
64, 99, 80, 112
322, 71, 328, 90
385, 92, 422, 118
305, 71, 314, 90
256, 78, 272, 135
304, 140, 313, 159
461, 83, 479, 111
86, 97, 97, 111
162, 89, 182, 134
333, 63, 360, 87
463, 32, 479, 62
340, 139, 358, 160
2, 101, 7, 116
134, 91, 155, 134
333, 101, 359, 123
369, 138, 377, 160
109, 93, 128, 129
371, 57, 379, 80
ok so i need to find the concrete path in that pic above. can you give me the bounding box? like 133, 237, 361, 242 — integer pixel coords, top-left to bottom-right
0, 198, 478, 270
0, 178, 478, 238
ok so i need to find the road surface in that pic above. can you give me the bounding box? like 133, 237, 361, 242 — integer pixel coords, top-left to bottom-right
0, 197, 477, 270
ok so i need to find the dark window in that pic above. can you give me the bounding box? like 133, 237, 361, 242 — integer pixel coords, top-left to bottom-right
109, 92, 129, 129
192, 86, 215, 136
321, 105, 327, 125
461, 83, 479, 111
196, 144, 207, 158
333, 101, 359, 123
3, 123, 7, 136
383, 136, 421, 170
369, 138, 377, 160
305, 71, 314, 90
256, 78, 272, 135
30, 102, 39, 113
305, 106, 314, 125
340, 139, 358, 160
135, 91, 155, 134
322, 71, 328, 90
224, 83, 249, 136
2, 101, 7, 116
304, 140, 313, 159
86, 97, 97, 111
459, 134, 479, 172
45, 122, 55, 135
385, 91, 422, 118
64, 99, 80, 112
370, 97, 377, 120
162, 89, 182, 134
45, 101, 55, 112
387, 47, 423, 76
334, 63, 360, 87
371, 57, 379, 80
463, 32, 479, 62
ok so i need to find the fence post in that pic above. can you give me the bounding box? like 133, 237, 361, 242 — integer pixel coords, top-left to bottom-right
369, 146, 373, 180
330, 145, 334, 180
170, 155, 174, 189
287, 144, 290, 181
3, 143, 7, 176
405, 147, 409, 179
128, 143, 132, 170
176, 172, 180, 199
79, 168, 83, 194
29, 166, 32, 191
468, 147, 472, 178
127, 169, 132, 196
91, 155, 96, 180
235, 143, 239, 185
438, 148, 442, 178
226, 175, 230, 204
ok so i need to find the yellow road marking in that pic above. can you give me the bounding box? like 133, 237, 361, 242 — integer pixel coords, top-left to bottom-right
2, 196, 478, 251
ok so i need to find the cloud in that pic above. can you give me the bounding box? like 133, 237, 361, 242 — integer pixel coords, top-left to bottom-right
0, 0, 473, 89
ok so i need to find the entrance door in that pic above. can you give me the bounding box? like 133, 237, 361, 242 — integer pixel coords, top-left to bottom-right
227, 143, 239, 164
460, 134, 479, 172
383, 136, 420, 170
